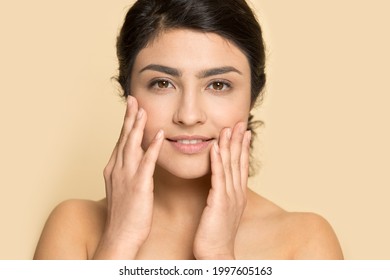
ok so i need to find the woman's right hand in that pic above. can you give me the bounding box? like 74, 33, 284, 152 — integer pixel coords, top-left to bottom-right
93, 96, 164, 259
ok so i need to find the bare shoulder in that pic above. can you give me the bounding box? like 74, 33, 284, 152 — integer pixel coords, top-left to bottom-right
239, 190, 343, 259
34, 199, 106, 259
287, 211, 344, 259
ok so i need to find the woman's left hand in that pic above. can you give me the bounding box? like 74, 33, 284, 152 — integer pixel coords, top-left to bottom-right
193, 122, 251, 260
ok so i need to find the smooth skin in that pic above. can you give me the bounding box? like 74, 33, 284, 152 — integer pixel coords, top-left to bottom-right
34, 29, 343, 260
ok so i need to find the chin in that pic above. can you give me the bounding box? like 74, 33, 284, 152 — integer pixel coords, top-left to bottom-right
170, 168, 210, 180
156, 157, 211, 180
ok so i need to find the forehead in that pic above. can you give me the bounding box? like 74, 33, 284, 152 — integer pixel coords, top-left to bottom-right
133, 29, 250, 73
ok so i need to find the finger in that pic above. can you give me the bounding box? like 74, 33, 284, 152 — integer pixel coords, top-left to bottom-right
230, 122, 246, 192
137, 129, 164, 185
103, 142, 118, 182
219, 127, 233, 195
115, 96, 138, 168
240, 130, 251, 192
103, 142, 119, 202
210, 140, 226, 198
123, 107, 147, 169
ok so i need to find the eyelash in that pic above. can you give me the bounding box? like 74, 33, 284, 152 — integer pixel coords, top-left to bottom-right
149, 78, 175, 90
148, 79, 232, 93
206, 80, 232, 92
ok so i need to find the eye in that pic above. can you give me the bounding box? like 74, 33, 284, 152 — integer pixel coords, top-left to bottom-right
207, 81, 231, 92
149, 79, 174, 89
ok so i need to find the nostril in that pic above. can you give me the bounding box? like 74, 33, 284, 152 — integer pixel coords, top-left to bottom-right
172, 100, 207, 126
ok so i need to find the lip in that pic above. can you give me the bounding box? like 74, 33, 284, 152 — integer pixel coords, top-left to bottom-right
167, 135, 214, 154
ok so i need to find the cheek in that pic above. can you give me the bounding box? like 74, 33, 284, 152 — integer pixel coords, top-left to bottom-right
140, 113, 158, 150
209, 100, 250, 129
138, 101, 169, 150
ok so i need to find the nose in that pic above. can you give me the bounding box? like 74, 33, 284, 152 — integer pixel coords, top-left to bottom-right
173, 89, 206, 126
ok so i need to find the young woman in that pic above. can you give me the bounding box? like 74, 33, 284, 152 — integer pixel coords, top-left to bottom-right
34, 0, 343, 260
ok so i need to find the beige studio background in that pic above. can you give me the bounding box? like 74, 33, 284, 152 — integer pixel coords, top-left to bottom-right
0, 0, 389, 259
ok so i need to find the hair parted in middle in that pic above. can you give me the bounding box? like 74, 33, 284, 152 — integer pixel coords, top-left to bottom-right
116, 0, 267, 175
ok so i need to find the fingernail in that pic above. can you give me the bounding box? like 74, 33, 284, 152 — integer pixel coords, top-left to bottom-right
226, 128, 232, 140
213, 141, 220, 154
156, 129, 164, 140
137, 108, 144, 120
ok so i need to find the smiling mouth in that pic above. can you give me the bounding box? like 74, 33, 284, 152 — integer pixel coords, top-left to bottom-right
170, 139, 211, 144
167, 135, 214, 142
166, 137, 214, 154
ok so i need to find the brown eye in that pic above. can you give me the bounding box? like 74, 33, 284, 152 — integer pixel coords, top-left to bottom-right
212, 82, 224, 90
207, 81, 231, 92
157, 80, 170, 88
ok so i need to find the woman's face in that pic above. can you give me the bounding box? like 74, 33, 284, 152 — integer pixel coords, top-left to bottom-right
130, 29, 251, 179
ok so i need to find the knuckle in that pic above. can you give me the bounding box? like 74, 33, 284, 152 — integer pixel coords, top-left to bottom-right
141, 153, 154, 166
103, 165, 112, 180
128, 129, 142, 143
220, 144, 230, 153
232, 187, 245, 200
117, 133, 126, 147
223, 162, 232, 175
219, 197, 230, 211
122, 142, 131, 156
231, 158, 240, 169
110, 167, 123, 180
240, 158, 250, 170
237, 195, 247, 208
218, 171, 226, 181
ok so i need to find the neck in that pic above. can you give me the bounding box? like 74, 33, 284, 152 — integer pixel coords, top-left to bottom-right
153, 166, 211, 221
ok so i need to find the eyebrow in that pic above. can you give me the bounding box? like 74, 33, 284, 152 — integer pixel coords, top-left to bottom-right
139, 64, 242, 78
139, 64, 182, 77
197, 66, 242, 78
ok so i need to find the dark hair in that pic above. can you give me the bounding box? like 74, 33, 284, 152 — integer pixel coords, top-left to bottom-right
116, 0, 266, 174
